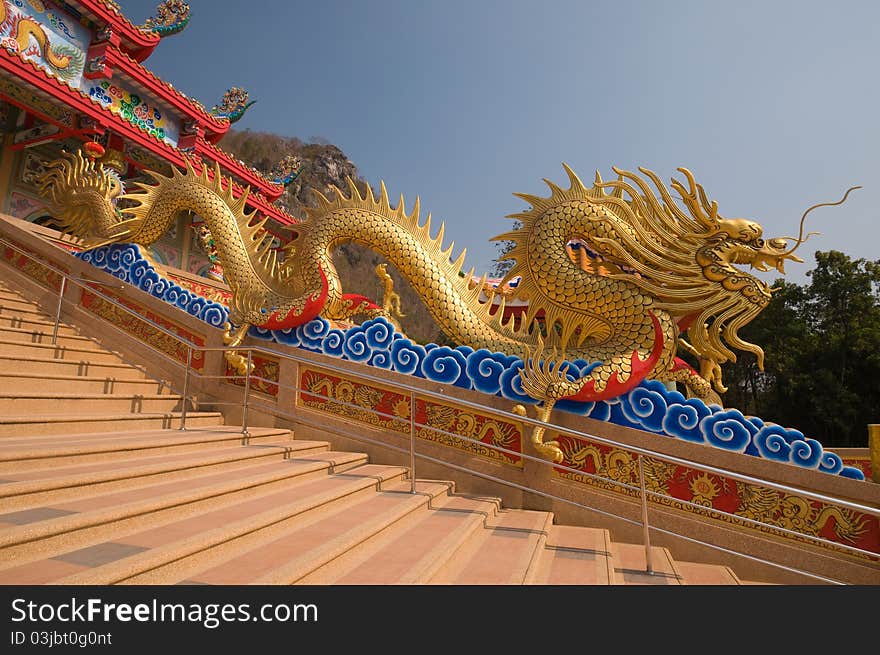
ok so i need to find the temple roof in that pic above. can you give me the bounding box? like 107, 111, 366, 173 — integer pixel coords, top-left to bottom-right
102, 46, 231, 136
68, 1, 161, 62
0, 47, 297, 226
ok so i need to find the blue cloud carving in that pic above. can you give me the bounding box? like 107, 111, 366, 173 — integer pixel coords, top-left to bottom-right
76, 246, 865, 481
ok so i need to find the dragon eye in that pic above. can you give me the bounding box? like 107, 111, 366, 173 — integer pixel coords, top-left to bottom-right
754, 238, 764, 248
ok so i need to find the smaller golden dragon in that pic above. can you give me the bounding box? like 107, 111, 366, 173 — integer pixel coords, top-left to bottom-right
375, 262, 405, 318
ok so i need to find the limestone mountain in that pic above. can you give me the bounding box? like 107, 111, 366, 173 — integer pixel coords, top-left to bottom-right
219, 129, 446, 344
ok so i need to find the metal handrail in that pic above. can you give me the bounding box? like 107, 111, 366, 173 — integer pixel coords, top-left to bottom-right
51, 276, 125, 345
192, 350, 880, 518
1, 234, 877, 583
189, 388, 854, 585
2, 232, 864, 512
231, 382, 880, 561
0, 239, 203, 347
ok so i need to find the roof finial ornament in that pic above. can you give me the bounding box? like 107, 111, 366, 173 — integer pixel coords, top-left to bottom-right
210, 87, 256, 124
140, 1, 191, 38
270, 155, 304, 187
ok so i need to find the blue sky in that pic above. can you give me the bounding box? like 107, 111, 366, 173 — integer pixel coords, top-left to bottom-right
120, 0, 878, 284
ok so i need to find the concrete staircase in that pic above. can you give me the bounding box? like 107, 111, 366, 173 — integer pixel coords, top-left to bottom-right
0, 279, 756, 585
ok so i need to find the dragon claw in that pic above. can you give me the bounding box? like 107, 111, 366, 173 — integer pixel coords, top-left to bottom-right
222, 322, 254, 376
535, 439, 564, 463
224, 350, 254, 377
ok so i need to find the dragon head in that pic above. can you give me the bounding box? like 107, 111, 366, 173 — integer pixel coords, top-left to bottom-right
582, 166, 858, 372
37, 148, 125, 242
670, 170, 826, 283
697, 218, 798, 274
679, 174, 861, 287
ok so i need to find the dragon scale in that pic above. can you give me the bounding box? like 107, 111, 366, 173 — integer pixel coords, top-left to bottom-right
295, 180, 675, 395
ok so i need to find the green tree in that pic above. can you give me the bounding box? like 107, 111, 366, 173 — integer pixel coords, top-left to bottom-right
721, 251, 880, 448
490, 220, 521, 277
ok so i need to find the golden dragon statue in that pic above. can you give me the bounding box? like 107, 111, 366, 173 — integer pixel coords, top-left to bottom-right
38, 147, 857, 462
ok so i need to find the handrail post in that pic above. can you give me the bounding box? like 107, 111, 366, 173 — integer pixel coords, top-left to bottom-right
241, 350, 252, 445
869, 424, 879, 484
179, 346, 192, 431
637, 454, 654, 575
51, 276, 68, 345
409, 391, 416, 494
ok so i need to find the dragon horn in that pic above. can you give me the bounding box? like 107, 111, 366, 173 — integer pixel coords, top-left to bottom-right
779, 186, 861, 258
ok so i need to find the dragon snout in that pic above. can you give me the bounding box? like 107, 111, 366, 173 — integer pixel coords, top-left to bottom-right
752, 238, 804, 274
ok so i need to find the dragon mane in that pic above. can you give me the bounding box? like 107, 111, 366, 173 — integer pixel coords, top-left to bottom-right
586, 166, 772, 367
37, 150, 123, 241
497, 164, 774, 368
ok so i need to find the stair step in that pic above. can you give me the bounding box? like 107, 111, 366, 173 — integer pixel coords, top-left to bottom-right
0, 288, 42, 304
612, 542, 683, 585
676, 561, 742, 585
185, 478, 451, 585
0, 392, 187, 415
0, 274, 756, 587
10, 455, 328, 517
428, 509, 553, 584
1, 433, 293, 480
0, 324, 105, 348
0, 450, 380, 573
0, 315, 81, 336
0, 354, 149, 379
0, 339, 126, 364
525, 525, 618, 584
0, 437, 319, 511
0, 424, 280, 473
0, 297, 56, 315
1, 461, 406, 584
0, 411, 223, 440
1, 372, 175, 395
298, 492, 500, 584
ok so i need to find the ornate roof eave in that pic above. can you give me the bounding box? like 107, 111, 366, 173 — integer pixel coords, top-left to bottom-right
69, 1, 160, 62
180, 147, 296, 225
194, 139, 285, 201
101, 47, 230, 135
0, 48, 294, 227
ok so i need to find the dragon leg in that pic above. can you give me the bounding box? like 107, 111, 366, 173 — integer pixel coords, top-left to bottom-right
530, 399, 564, 463
517, 338, 580, 463
334, 294, 384, 321
666, 357, 724, 406
674, 337, 728, 398
519, 312, 667, 463
325, 290, 413, 338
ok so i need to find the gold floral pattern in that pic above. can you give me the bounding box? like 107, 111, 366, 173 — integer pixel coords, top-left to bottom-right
298, 367, 523, 466
689, 472, 722, 507
80, 287, 205, 370
417, 398, 523, 467
553, 433, 879, 560
298, 367, 409, 434
1, 238, 66, 291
